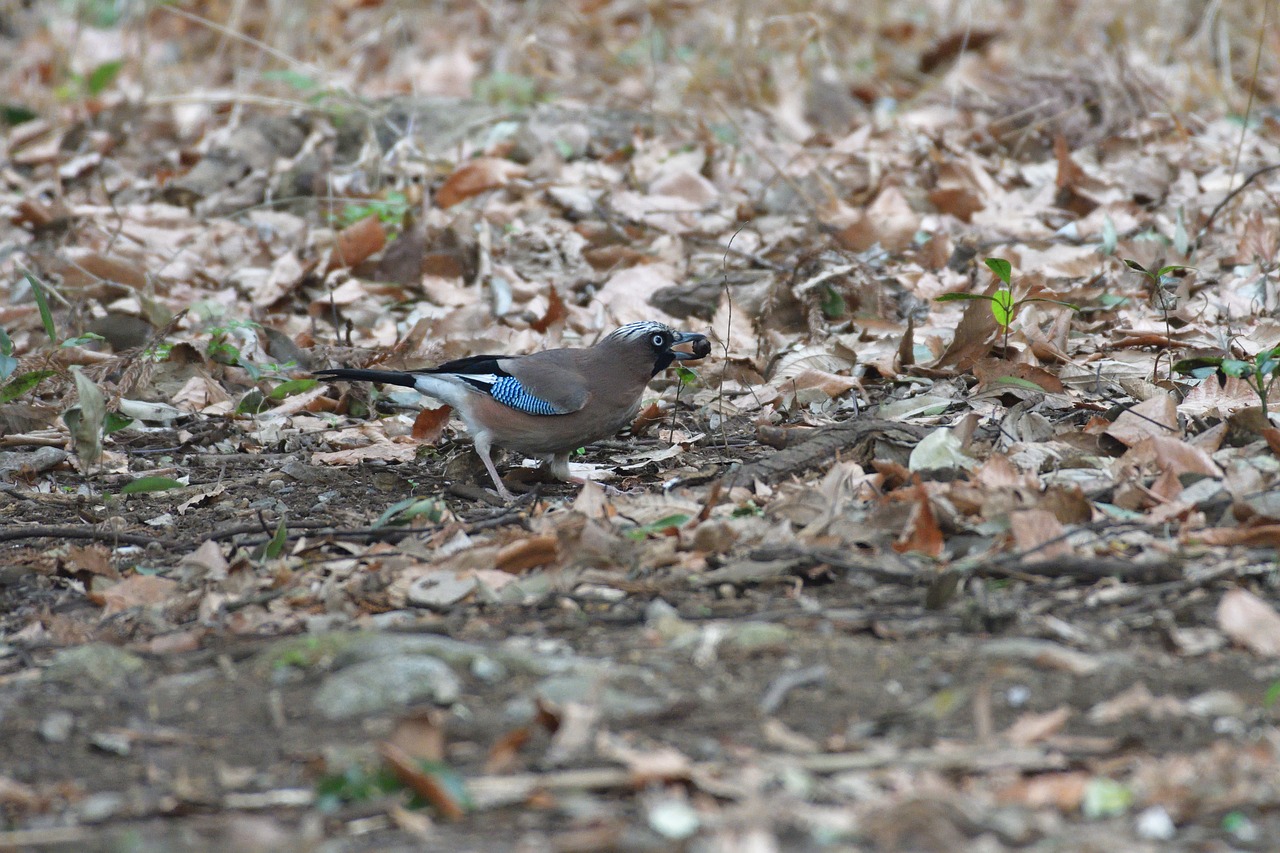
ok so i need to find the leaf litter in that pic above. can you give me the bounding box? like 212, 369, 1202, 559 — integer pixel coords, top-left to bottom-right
1, 1, 1280, 850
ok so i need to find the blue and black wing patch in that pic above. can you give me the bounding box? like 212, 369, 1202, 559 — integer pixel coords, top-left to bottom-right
487, 375, 565, 415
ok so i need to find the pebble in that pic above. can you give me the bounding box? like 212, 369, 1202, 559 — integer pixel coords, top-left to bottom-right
38, 711, 74, 744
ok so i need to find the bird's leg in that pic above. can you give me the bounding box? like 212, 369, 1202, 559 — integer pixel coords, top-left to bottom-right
471, 433, 517, 501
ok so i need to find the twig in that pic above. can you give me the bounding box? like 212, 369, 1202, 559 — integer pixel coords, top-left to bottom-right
759, 664, 829, 714
0, 525, 178, 549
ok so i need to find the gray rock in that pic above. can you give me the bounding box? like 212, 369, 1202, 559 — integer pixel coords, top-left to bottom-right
46, 644, 145, 687
38, 711, 74, 743
313, 655, 460, 719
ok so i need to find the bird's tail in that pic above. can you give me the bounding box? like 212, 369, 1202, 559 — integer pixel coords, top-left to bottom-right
314, 368, 418, 389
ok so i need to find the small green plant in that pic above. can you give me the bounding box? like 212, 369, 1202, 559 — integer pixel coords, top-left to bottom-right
205, 321, 253, 366
142, 341, 174, 363
1123, 259, 1193, 381
625, 514, 690, 540
334, 191, 409, 228
373, 497, 447, 528
936, 258, 1080, 355
473, 72, 541, 107
1174, 344, 1280, 420
55, 58, 123, 102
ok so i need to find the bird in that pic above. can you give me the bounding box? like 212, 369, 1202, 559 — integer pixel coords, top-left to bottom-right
315, 321, 711, 500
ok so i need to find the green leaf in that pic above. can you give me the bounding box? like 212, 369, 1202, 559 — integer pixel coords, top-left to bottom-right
103, 412, 134, 435
991, 288, 1014, 328
1122, 258, 1150, 275
236, 390, 268, 415
1081, 777, 1132, 819
262, 518, 288, 560
1156, 264, 1192, 278
121, 476, 183, 494
85, 60, 123, 96
1098, 294, 1129, 308
261, 69, 320, 92
0, 369, 55, 402
820, 283, 846, 319
984, 257, 1012, 285
269, 378, 318, 400
935, 292, 993, 303
0, 103, 38, 125
674, 366, 698, 385
1220, 359, 1252, 378
373, 497, 445, 529
625, 513, 690, 540
1264, 680, 1280, 708
1172, 356, 1223, 374
61, 332, 106, 348
24, 272, 57, 342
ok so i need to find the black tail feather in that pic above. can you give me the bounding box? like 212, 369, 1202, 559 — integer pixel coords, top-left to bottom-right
314, 368, 418, 389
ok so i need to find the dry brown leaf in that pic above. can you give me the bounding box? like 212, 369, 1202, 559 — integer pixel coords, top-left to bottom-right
436, 157, 525, 208
1009, 509, 1072, 561
1004, 706, 1072, 745
997, 771, 1089, 810
327, 214, 388, 272
379, 740, 466, 821
412, 405, 453, 443
387, 709, 447, 763
530, 286, 567, 333
92, 574, 179, 616
831, 186, 919, 251
483, 726, 533, 775
1106, 394, 1180, 446
64, 544, 118, 580
495, 535, 559, 574
1217, 588, 1280, 657
892, 479, 944, 557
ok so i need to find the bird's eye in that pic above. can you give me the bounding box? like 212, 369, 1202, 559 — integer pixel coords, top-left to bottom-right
651, 332, 667, 347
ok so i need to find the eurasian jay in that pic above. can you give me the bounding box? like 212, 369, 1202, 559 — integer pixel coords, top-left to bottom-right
316, 321, 711, 500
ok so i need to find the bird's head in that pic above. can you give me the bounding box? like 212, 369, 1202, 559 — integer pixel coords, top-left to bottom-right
604, 321, 711, 376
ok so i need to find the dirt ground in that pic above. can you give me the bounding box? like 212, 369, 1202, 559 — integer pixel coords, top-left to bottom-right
4, 0, 1280, 850
4, 432, 1280, 851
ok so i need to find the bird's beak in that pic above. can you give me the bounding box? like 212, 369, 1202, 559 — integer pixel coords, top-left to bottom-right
670, 331, 711, 360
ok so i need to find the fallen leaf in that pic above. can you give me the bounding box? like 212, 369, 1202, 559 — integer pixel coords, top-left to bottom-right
1217, 588, 1280, 657
92, 574, 179, 616
436, 157, 525, 208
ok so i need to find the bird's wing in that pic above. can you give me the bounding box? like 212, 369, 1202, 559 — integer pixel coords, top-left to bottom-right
424, 352, 586, 416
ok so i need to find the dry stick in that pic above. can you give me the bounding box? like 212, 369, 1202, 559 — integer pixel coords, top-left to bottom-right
1196, 163, 1280, 251
0, 525, 179, 549
1195, 2, 1272, 253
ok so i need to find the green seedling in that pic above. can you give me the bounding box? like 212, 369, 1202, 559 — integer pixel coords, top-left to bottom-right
120, 476, 183, 495
55, 59, 123, 102
1123, 259, 1193, 382
625, 513, 690, 540
1174, 344, 1280, 420
936, 258, 1079, 356
334, 191, 409, 228
374, 497, 446, 529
